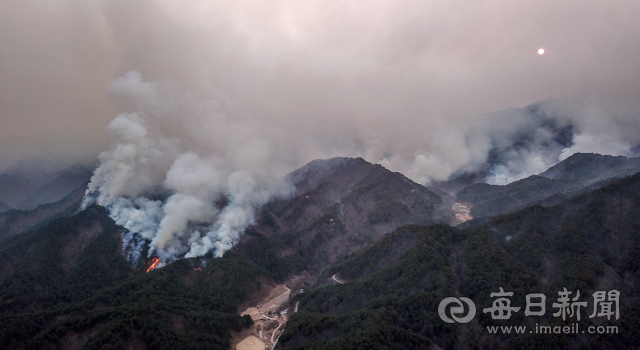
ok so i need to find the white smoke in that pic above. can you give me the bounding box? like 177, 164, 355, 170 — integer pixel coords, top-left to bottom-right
83, 72, 292, 264
559, 134, 630, 161
83, 72, 640, 265
465, 96, 640, 185
486, 151, 554, 185
557, 96, 640, 161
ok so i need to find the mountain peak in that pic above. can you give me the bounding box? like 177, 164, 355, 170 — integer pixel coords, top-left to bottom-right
248, 156, 448, 272
541, 152, 640, 181
287, 157, 385, 197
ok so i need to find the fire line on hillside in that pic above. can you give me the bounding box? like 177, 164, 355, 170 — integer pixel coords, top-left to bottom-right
146, 257, 160, 273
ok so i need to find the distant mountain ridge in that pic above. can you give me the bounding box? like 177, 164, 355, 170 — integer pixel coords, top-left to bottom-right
0, 173, 33, 209
0, 185, 85, 241
540, 153, 640, 181
455, 153, 640, 219
16, 166, 92, 210
0, 166, 91, 212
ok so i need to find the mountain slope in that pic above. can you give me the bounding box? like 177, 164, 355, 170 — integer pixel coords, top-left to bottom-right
279, 171, 640, 349
0, 206, 277, 350
0, 185, 85, 242
243, 157, 450, 272
540, 153, 640, 181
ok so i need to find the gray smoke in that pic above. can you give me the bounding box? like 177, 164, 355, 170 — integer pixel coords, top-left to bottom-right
83, 72, 292, 265
83, 72, 640, 266
480, 95, 640, 185
3, 0, 640, 177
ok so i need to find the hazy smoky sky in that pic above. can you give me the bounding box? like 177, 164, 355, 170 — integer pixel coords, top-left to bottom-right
2, 0, 640, 178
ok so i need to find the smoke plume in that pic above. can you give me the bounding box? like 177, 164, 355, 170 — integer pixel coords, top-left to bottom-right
83, 71, 640, 265
83, 72, 292, 264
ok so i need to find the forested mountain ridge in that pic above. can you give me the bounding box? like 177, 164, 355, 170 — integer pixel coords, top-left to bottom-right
243, 157, 452, 272
278, 170, 640, 349
0, 185, 85, 242
0, 166, 92, 212
0, 206, 268, 350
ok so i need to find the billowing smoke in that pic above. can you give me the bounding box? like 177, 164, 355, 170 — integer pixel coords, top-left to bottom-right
83, 72, 640, 266
370, 95, 640, 186
82, 72, 292, 265
479, 95, 640, 185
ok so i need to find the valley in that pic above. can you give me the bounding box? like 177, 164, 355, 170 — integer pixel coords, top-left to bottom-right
234, 277, 311, 350
236, 285, 290, 350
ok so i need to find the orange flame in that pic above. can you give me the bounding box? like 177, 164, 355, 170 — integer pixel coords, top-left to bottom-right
207, 264, 218, 275
146, 257, 160, 273
193, 268, 201, 271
